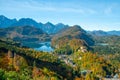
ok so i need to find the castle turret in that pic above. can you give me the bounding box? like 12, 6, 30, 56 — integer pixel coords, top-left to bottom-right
8, 50, 14, 58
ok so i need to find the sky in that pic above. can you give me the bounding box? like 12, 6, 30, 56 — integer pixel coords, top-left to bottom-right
0, 0, 120, 31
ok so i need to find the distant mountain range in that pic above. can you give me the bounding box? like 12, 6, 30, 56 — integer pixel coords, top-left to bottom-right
88, 30, 120, 36
0, 15, 68, 34
0, 15, 120, 49
1, 15, 120, 36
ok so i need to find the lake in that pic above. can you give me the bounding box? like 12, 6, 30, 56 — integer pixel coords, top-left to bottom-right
34, 42, 54, 52
96, 43, 109, 46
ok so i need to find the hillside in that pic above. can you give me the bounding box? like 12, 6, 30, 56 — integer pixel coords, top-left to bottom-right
0, 38, 120, 80
51, 25, 94, 54
91, 35, 120, 54
0, 26, 50, 47
52, 25, 94, 46
0, 39, 75, 80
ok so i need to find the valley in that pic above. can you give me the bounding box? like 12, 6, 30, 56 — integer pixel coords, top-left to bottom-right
0, 15, 120, 80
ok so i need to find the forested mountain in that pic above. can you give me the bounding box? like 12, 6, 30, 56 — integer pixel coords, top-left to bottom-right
0, 15, 68, 34
0, 26, 50, 47
52, 25, 94, 47
51, 25, 94, 54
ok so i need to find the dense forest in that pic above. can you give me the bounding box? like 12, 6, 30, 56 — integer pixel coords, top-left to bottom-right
92, 35, 120, 54
0, 35, 120, 80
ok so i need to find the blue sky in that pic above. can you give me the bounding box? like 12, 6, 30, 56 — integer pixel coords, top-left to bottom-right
0, 0, 120, 31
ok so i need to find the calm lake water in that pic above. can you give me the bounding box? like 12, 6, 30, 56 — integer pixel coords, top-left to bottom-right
34, 42, 54, 52
96, 43, 109, 46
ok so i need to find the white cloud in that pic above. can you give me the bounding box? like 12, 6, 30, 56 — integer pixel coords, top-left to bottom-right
0, 0, 96, 15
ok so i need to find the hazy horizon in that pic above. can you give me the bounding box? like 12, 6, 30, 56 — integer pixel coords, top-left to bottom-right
0, 0, 120, 31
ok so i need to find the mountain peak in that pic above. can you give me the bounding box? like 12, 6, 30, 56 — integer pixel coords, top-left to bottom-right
45, 22, 54, 25
71, 25, 86, 33
0, 15, 5, 17
0, 15, 17, 28
56, 23, 64, 25
55, 23, 68, 27
72, 25, 81, 28
0, 15, 16, 21
0, 15, 9, 20
19, 18, 36, 22
0, 15, 6, 18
